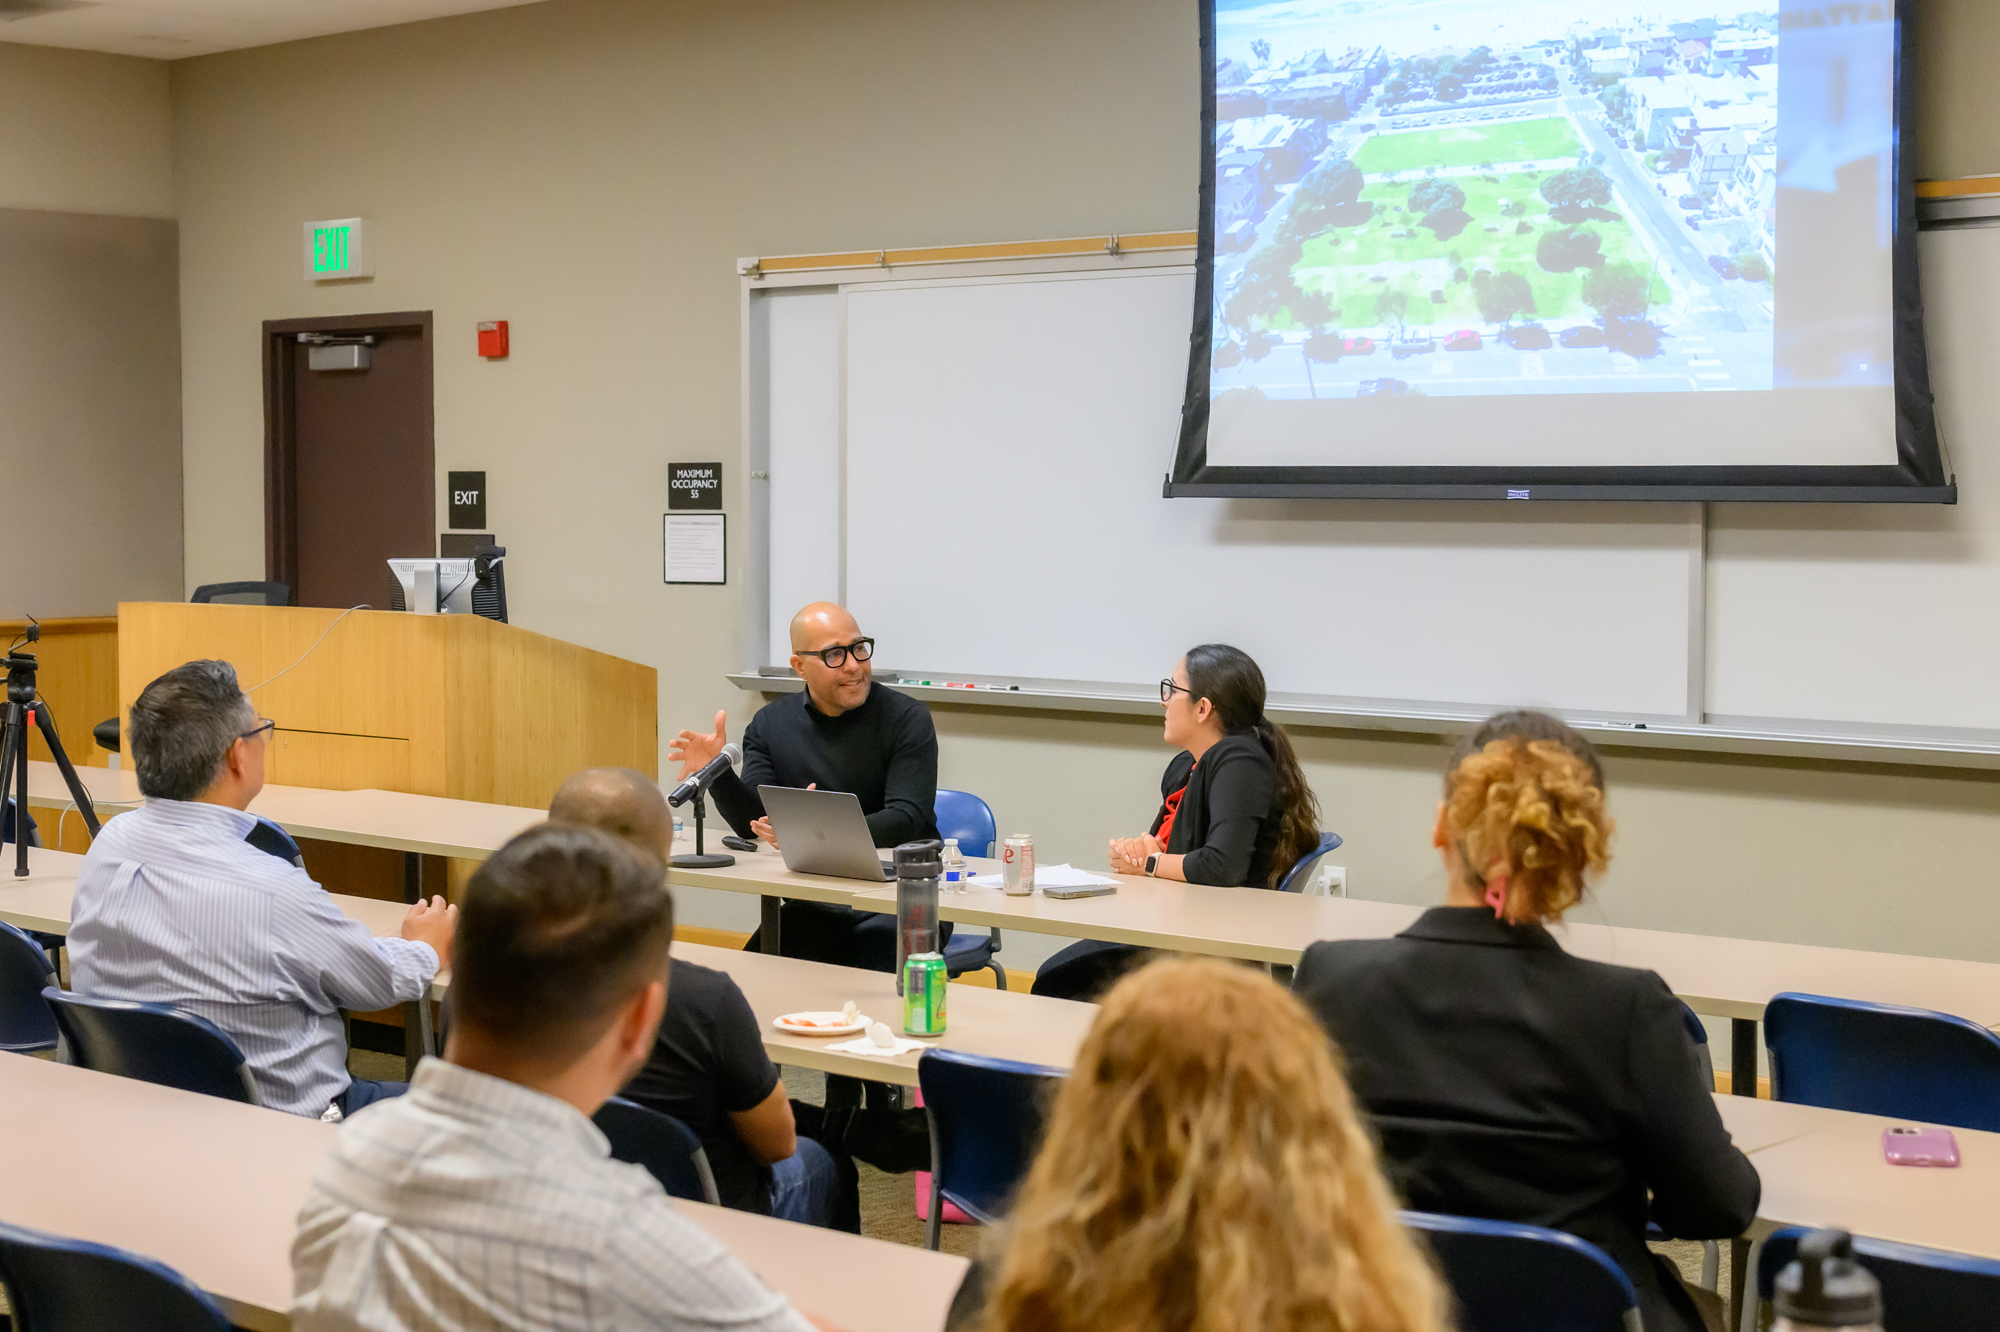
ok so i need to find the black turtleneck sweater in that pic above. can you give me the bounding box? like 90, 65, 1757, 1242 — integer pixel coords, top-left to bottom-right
709, 682, 939, 847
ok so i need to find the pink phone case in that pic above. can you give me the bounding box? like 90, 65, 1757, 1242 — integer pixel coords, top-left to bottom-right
1883, 1125, 1960, 1167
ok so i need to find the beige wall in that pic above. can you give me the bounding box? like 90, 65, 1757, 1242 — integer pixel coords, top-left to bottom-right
0, 45, 181, 616
167, 0, 2000, 1008
0, 43, 172, 217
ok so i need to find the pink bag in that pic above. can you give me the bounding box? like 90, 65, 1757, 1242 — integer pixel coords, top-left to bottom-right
911, 1088, 972, 1225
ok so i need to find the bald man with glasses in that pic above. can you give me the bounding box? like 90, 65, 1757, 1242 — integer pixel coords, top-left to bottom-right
670, 602, 938, 973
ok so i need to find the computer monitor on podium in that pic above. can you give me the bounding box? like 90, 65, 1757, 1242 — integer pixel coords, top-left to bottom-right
388, 545, 507, 623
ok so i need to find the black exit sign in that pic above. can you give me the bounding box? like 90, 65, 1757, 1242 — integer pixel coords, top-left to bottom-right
449, 471, 486, 528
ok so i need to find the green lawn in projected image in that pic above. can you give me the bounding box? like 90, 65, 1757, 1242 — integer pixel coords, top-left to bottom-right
1258, 172, 1669, 332
1351, 116, 1582, 174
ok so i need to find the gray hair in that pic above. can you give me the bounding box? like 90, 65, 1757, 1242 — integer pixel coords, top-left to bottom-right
129, 660, 257, 801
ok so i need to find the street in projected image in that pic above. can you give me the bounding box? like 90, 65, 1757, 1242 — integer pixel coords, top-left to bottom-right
1211, 0, 1776, 402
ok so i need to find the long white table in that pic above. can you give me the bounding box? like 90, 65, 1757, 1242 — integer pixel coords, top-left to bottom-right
31, 764, 2000, 1098
0, 1054, 969, 1332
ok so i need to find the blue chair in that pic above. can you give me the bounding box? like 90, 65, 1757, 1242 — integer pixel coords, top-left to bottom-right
244, 815, 305, 867
43, 989, 259, 1106
1764, 991, 2000, 1132
189, 581, 292, 606
0, 921, 58, 1053
593, 1096, 719, 1204
935, 789, 1006, 988
1401, 1210, 1641, 1332
1751, 1225, 2000, 1332
919, 1048, 1065, 1251
1277, 830, 1345, 892
0, 1219, 234, 1331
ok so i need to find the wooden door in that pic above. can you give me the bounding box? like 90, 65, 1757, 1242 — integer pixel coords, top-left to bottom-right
264, 312, 435, 609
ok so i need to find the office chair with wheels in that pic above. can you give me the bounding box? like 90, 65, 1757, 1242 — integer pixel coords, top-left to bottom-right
593, 1097, 720, 1204
1277, 830, 1345, 893
0, 921, 57, 1053
42, 989, 259, 1105
0, 1219, 234, 1332
1764, 991, 2000, 1132
934, 789, 1005, 988
918, 1048, 1065, 1251
189, 581, 293, 606
1401, 1210, 1642, 1332
1747, 1225, 2000, 1332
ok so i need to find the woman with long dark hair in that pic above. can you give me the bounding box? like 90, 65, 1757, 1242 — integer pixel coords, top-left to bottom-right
1031, 644, 1321, 1000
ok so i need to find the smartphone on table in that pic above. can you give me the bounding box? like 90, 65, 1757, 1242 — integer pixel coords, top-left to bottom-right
1882, 1125, 1960, 1167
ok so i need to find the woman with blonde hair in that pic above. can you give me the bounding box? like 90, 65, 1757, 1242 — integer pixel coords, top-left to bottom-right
959, 956, 1452, 1332
1293, 710, 1757, 1332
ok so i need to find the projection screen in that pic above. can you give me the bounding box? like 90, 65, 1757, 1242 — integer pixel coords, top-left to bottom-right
1169, 0, 1954, 502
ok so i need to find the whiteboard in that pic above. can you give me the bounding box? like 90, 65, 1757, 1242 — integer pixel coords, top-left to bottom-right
765, 269, 1700, 721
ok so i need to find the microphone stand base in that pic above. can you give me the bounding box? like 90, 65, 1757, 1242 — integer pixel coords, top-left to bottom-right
671, 852, 736, 869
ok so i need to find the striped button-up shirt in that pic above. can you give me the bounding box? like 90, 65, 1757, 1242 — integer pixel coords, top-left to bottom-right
291, 1058, 817, 1332
69, 798, 438, 1116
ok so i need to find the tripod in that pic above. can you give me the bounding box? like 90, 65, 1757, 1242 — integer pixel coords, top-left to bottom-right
0, 649, 102, 876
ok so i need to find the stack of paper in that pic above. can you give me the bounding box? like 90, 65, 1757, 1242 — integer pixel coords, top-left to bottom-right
967, 862, 1120, 890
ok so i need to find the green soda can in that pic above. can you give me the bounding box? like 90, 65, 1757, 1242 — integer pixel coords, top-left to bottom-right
902, 951, 947, 1036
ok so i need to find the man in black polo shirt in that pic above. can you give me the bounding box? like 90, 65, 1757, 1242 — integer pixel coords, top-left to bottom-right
671, 601, 939, 972
548, 768, 848, 1228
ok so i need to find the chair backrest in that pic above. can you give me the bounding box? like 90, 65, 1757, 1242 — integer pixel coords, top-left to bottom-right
0, 921, 57, 1052
919, 1048, 1065, 1224
0, 1218, 234, 1332
1757, 1225, 2000, 1330
1678, 1000, 1714, 1090
1277, 830, 1345, 892
2, 796, 40, 847
1764, 991, 2000, 1132
43, 989, 259, 1106
244, 816, 305, 868
934, 789, 999, 859
1401, 1210, 1641, 1332
593, 1097, 719, 1204
189, 581, 292, 607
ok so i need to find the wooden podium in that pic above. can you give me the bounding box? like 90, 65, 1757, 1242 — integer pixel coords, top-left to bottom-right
116, 602, 657, 901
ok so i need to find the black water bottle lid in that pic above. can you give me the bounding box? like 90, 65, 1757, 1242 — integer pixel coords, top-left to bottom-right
1775, 1230, 1881, 1326
894, 839, 943, 878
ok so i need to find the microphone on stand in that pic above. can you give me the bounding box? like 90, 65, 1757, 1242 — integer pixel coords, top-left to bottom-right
668, 743, 741, 808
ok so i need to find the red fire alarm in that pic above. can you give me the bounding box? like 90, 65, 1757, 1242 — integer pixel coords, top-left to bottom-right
477, 320, 509, 358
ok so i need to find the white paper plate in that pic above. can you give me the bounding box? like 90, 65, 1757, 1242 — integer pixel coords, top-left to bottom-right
772, 1011, 867, 1037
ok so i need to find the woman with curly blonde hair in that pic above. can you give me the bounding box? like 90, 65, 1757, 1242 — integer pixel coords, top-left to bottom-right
1293, 710, 1758, 1332
958, 956, 1452, 1332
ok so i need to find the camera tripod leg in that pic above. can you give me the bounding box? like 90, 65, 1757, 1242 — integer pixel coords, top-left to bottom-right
2, 703, 27, 878
31, 707, 101, 839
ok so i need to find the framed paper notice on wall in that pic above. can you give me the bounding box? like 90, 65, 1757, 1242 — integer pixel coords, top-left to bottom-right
664, 513, 726, 584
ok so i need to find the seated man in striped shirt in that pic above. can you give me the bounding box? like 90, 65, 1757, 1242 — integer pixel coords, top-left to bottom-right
292, 822, 836, 1332
69, 659, 452, 1119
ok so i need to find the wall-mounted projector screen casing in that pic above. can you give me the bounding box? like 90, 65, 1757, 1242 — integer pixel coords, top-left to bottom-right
1171, 0, 1953, 503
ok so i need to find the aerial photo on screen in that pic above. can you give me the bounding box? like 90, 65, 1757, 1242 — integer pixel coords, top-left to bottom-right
1211, 0, 1779, 401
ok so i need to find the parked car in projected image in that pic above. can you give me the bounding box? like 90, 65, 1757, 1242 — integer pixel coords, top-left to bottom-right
1501, 324, 1552, 350
1443, 329, 1482, 351
1559, 324, 1608, 348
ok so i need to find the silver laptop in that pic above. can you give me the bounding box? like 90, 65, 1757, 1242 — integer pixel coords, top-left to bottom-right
758, 786, 894, 881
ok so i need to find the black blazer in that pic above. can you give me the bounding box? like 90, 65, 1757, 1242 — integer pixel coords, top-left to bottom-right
1151, 733, 1281, 888
1294, 908, 1759, 1332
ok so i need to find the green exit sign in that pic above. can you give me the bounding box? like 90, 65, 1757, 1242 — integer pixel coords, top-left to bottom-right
302, 217, 372, 281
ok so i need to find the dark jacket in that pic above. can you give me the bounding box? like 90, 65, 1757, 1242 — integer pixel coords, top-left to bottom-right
1294, 907, 1759, 1332
1152, 732, 1281, 888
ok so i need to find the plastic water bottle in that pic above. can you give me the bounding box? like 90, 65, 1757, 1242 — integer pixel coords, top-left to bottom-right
1773, 1230, 1882, 1332
941, 838, 967, 891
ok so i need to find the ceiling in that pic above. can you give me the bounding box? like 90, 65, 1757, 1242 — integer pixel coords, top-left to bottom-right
0, 0, 550, 59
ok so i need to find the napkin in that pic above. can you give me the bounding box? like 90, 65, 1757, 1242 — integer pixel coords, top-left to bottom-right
824, 1023, 936, 1058
968, 862, 1120, 890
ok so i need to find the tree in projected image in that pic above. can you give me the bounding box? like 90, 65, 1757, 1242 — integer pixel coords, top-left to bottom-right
1540, 166, 1614, 217
1536, 226, 1604, 273
1583, 263, 1651, 320
1375, 288, 1410, 338
1287, 155, 1366, 234
1473, 271, 1536, 327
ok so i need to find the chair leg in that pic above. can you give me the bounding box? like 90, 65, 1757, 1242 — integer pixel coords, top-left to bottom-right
987, 960, 1007, 991
924, 1109, 944, 1252
1733, 1236, 1758, 1332
1701, 1239, 1719, 1291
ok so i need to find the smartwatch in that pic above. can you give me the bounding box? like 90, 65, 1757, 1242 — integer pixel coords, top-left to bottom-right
1144, 852, 1160, 877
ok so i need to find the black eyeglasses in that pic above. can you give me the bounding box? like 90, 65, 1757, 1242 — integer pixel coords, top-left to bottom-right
1160, 679, 1194, 704
798, 638, 875, 670
239, 718, 275, 743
